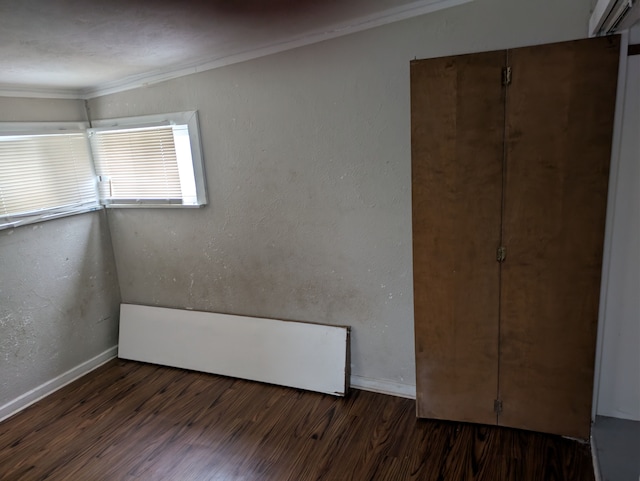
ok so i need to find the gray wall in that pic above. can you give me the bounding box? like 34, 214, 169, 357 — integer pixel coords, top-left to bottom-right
0, 97, 121, 409
88, 0, 594, 393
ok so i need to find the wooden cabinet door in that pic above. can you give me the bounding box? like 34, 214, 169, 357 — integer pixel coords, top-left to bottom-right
499, 36, 620, 438
411, 51, 505, 424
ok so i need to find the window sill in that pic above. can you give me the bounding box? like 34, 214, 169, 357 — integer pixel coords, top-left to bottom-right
0, 204, 103, 231
102, 203, 206, 209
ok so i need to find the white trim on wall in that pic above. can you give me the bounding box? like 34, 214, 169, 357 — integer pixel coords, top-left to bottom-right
82, 0, 472, 99
0, 339, 415, 424
0, 85, 87, 100
591, 30, 630, 421
0, 346, 118, 423
350, 374, 416, 399
0, 0, 472, 100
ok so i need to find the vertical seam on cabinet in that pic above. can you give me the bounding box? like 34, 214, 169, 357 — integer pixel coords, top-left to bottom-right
496, 48, 510, 424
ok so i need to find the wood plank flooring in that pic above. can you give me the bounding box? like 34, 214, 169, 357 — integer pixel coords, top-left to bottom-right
0, 360, 595, 481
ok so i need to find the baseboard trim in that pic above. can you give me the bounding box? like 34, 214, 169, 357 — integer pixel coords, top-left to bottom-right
351, 375, 416, 399
0, 346, 118, 423
0, 348, 415, 422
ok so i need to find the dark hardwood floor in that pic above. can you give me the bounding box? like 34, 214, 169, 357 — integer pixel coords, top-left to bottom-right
0, 360, 595, 481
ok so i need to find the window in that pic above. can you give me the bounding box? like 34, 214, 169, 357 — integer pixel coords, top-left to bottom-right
89, 111, 207, 208
0, 111, 207, 230
0, 122, 99, 229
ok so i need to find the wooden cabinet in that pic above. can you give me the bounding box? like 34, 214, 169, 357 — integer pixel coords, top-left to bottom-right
410, 36, 620, 439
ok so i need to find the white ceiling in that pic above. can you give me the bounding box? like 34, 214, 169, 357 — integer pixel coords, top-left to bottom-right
0, 0, 468, 98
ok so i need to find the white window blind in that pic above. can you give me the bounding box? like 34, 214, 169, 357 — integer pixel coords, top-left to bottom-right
90, 124, 200, 206
0, 132, 98, 227
0, 112, 206, 230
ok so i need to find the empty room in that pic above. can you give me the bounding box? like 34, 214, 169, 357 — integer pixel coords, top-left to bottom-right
0, 1, 638, 480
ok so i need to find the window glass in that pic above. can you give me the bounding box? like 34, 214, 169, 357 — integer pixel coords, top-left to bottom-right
0, 128, 99, 229
89, 111, 207, 208
0, 111, 206, 230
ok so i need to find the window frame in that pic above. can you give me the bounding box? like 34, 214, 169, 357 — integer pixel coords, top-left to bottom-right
0, 111, 207, 231
0, 121, 101, 231
89, 111, 208, 209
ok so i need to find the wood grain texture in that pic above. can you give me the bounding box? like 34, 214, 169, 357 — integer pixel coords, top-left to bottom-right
499, 36, 620, 439
0, 360, 595, 481
411, 51, 505, 424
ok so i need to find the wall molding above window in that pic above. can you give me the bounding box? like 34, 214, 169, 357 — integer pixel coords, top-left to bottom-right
0, 0, 472, 100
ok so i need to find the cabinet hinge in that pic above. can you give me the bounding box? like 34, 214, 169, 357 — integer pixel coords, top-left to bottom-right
497, 246, 506, 263
494, 399, 503, 414
502, 66, 512, 86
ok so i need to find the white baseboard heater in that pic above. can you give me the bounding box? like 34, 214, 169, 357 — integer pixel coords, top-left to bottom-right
118, 304, 350, 396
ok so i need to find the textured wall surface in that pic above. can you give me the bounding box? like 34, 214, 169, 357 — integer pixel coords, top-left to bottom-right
0, 97, 121, 408
88, 0, 593, 393
0, 97, 87, 121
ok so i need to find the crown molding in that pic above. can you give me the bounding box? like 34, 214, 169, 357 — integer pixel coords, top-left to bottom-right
0, 0, 472, 101
0, 84, 85, 100
82, 0, 471, 99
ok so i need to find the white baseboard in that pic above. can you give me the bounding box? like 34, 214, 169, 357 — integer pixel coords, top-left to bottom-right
0, 346, 118, 423
351, 374, 416, 399
0, 344, 414, 424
